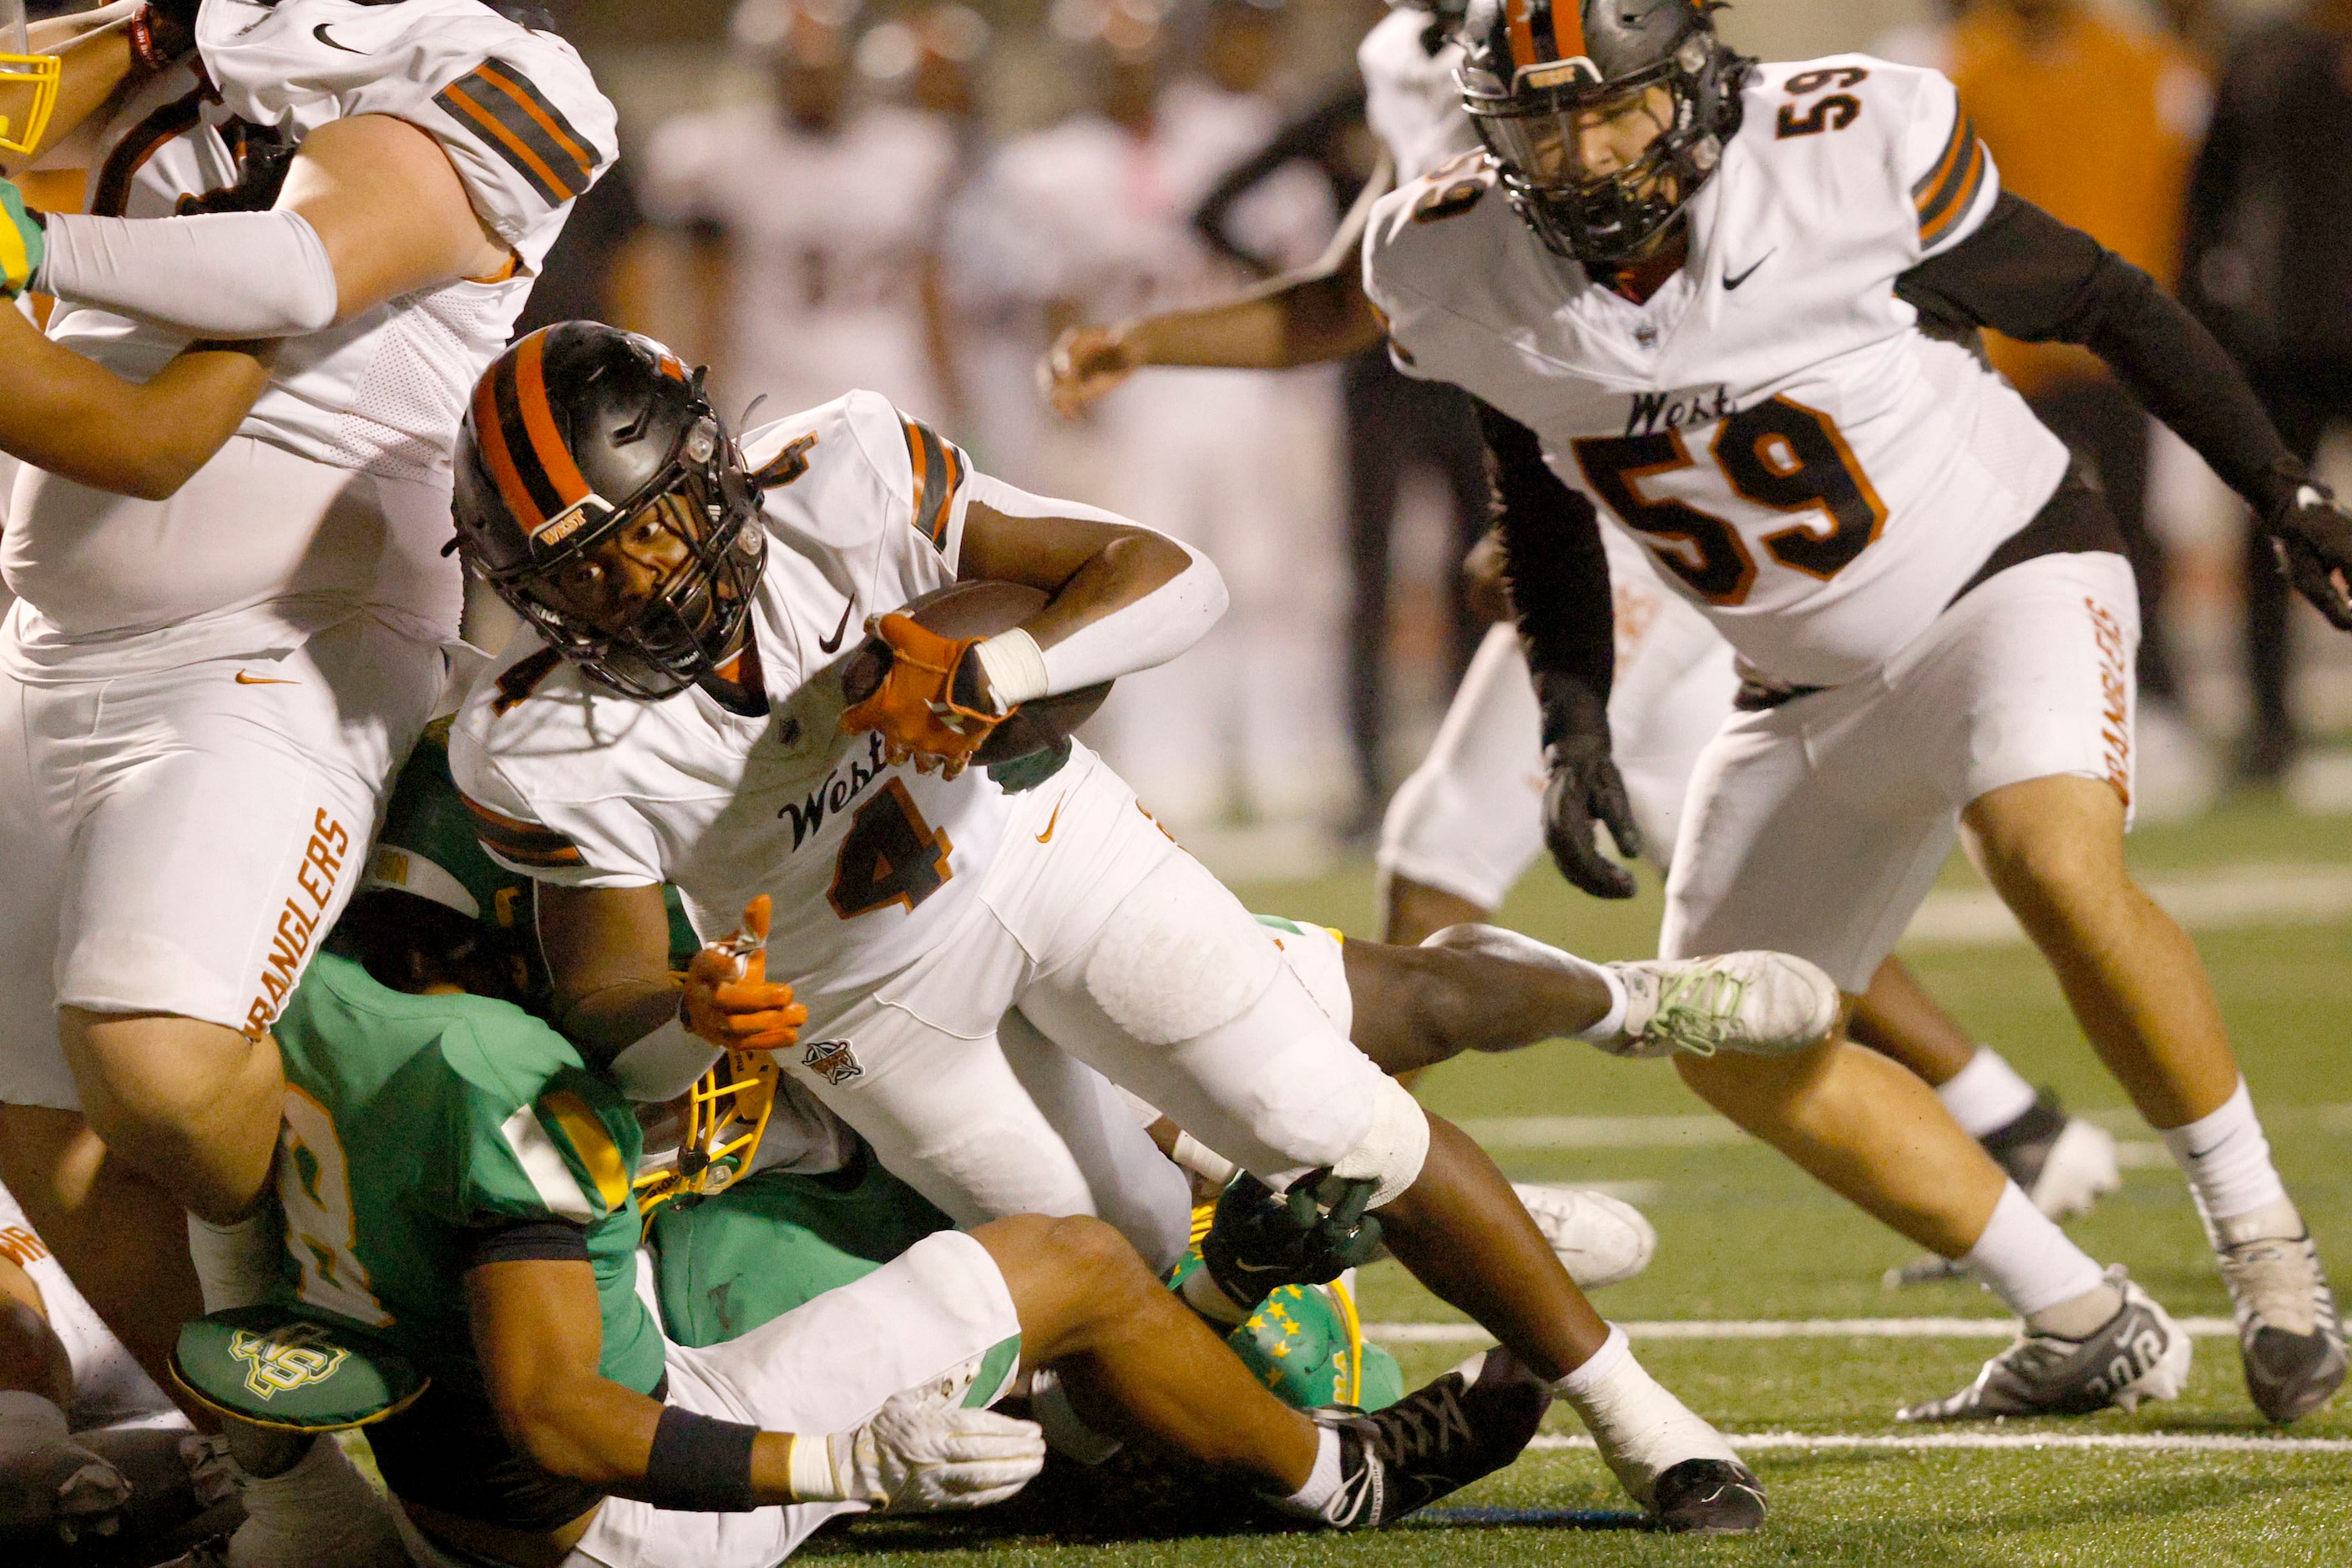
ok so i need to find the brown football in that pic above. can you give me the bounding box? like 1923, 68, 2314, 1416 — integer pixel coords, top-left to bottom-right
839, 580, 1112, 766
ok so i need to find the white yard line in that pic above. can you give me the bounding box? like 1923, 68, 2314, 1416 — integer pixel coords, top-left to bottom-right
1462, 1108, 2348, 1151
1368, 1318, 2239, 1343
1904, 862, 2352, 948
1527, 1431, 2352, 1454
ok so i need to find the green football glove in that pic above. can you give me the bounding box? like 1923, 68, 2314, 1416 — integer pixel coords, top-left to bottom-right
0, 175, 44, 298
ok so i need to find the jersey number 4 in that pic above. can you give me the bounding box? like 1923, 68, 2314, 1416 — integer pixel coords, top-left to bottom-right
830, 779, 955, 919
1573, 396, 1888, 606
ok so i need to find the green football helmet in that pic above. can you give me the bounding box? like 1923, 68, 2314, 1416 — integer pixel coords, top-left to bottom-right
1170, 1251, 1400, 1412
359, 720, 535, 933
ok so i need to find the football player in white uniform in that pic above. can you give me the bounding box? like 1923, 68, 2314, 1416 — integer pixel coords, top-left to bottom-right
638, 0, 963, 424
1040, 0, 2122, 1234
1363, 0, 2349, 1423
444, 321, 1851, 1530
0, 0, 615, 1485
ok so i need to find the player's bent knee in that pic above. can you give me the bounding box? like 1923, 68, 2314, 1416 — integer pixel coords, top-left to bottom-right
58, 1009, 281, 1218
1336, 1074, 1432, 1211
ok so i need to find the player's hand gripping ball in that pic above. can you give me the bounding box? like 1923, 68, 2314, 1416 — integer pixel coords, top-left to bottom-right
837, 611, 1006, 779
680, 895, 807, 1053
2272, 483, 2352, 631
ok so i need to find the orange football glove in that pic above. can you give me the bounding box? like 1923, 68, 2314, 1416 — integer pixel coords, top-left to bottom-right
680, 895, 807, 1054
837, 612, 1006, 778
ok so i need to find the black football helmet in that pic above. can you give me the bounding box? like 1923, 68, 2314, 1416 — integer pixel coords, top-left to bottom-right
1458, 0, 1750, 264
453, 323, 765, 700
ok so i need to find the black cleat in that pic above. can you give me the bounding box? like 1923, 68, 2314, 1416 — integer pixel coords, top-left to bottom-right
1651, 1457, 1767, 1535
1315, 1348, 1552, 1528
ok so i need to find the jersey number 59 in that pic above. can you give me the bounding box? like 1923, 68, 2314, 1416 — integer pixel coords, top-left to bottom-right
1574, 396, 1888, 606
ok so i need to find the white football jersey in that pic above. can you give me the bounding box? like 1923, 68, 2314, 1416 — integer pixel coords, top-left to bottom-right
640, 104, 959, 421
1364, 57, 2068, 688
1357, 8, 1478, 184
48, 0, 616, 484
449, 392, 1018, 1019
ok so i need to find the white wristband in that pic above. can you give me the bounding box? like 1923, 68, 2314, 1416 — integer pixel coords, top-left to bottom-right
972, 629, 1049, 711
787, 1431, 844, 1503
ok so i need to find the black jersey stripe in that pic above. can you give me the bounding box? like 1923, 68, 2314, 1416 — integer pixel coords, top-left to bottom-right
434, 61, 595, 206
461, 794, 585, 867
1914, 111, 1982, 238
1920, 135, 1989, 250
903, 419, 964, 552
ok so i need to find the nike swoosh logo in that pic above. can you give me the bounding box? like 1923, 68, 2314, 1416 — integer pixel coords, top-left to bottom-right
235, 670, 297, 685
816, 600, 854, 655
312, 23, 367, 54
1723, 250, 1774, 291
1034, 794, 1066, 843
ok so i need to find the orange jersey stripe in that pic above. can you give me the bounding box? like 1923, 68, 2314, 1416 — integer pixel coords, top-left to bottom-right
474, 59, 596, 185
440, 80, 573, 207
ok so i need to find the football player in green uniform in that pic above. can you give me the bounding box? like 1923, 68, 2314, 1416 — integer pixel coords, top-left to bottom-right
210, 731, 1549, 1568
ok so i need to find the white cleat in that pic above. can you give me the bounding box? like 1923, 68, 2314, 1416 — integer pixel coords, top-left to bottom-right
1604, 953, 1839, 1060
1511, 1182, 1657, 1290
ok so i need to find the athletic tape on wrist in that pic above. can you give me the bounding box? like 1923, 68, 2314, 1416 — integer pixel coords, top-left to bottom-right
643, 1405, 759, 1512
786, 1429, 844, 1504
972, 630, 1049, 711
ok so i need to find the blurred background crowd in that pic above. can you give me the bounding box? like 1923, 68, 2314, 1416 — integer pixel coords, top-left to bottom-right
50, 0, 2352, 865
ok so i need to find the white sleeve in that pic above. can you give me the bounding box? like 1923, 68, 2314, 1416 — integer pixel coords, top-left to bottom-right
1901, 70, 2000, 260
35, 209, 339, 336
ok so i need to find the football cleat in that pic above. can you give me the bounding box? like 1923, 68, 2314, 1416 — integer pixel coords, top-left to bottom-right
2217, 1231, 2346, 1424
1511, 1182, 1656, 1291
1601, 953, 1839, 1060
1651, 1457, 1768, 1535
1983, 1095, 2121, 1222
1896, 1268, 2191, 1421
1312, 1348, 1553, 1528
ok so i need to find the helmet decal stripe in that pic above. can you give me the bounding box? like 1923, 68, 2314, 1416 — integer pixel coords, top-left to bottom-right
471, 353, 556, 532
510, 330, 598, 516
1505, 0, 1538, 69
1547, 0, 1586, 63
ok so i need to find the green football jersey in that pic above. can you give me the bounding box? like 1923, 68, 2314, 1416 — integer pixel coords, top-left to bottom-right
267, 951, 665, 1401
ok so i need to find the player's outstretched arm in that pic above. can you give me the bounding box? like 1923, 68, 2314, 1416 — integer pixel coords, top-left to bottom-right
1897, 191, 2352, 627
468, 1256, 1040, 1515
1479, 403, 1640, 898
1041, 150, 1393, 418
32, 112, 512, 340
0, 296, 270, 498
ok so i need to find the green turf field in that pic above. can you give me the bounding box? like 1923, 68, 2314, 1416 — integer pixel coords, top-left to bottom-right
805, 797, 2352, 1566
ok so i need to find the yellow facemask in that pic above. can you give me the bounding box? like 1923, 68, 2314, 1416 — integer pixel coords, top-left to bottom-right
0, 3, 60, 159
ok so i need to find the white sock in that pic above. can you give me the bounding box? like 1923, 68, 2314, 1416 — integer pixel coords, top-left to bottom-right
1960, 1181, 2111, 1318
1275, 1423, 1343, 1515
188, 1212, 279, 1316
1935, 1047, 2039, 1139
230, 1434, 407, 1568
2157, 1080, 2293, 1241
1551, 1328, 1737, 1507
1574, 964, 1630, 1042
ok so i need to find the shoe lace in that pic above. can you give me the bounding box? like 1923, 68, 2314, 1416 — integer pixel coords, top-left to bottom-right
1368, 1383, 1476, 1467
1637, 968, 1745, 1058
2219, 1237, 2327, 1337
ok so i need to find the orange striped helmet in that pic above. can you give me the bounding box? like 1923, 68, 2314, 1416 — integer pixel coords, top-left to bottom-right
1459, 0, 1749, 263
453, 323, 766, 701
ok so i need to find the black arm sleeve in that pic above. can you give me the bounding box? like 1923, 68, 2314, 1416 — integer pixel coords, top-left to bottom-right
463, 1219, 591, 1270
1895, 191, 2304, 520
1478, 402, 1614, 731
1192, 88, 1371, 277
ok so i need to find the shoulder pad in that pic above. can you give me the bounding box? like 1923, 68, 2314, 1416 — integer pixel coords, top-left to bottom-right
173, 1307, 426, 1433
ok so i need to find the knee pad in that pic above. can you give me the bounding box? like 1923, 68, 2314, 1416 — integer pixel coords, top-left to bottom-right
1329, 1074, 1430, 1211
1082, 859, 1282, 1046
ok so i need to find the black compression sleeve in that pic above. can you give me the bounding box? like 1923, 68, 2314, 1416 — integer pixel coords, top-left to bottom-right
1895, 192, 2304, 519
463, 1220, 590, 1270
1477, 401, 1614, 730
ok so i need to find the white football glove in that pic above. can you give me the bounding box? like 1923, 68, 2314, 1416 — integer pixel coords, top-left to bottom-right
806, 1388, 1045, 1514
